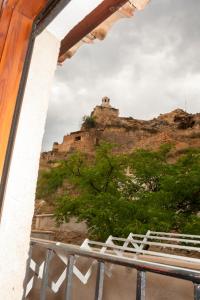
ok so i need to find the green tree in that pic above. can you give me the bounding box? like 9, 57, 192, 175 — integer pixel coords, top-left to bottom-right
38, 143, 200, 240
55, 143, 130, 240
36, 165, 67, 200
159, 148, 200, 213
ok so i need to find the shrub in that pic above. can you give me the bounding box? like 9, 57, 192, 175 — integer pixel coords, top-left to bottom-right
83, 115, 96, 129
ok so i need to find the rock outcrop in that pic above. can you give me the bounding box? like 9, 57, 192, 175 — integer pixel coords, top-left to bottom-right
41, 97, 200, 164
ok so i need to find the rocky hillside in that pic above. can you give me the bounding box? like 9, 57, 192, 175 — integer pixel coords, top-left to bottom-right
41, 98, 200, 167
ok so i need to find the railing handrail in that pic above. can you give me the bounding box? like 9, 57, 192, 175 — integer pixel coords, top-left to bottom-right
150, 231, 200, 239
125, 233, 200, 245
89, 237, 200, 252
85, 239, 200, 264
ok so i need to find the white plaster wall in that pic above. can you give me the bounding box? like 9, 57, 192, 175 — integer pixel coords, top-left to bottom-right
0, 30, 60, 300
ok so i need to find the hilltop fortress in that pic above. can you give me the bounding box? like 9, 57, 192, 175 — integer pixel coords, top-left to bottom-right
52, 97, 121, 155
41, 97, 200, 162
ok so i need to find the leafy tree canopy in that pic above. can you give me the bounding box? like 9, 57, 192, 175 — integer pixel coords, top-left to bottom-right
37, 142, 200, 240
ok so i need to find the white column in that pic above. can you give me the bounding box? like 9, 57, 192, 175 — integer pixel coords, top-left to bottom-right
0, 30, 60, 300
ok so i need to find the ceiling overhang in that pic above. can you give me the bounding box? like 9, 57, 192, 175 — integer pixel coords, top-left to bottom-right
53, 0, 150, 63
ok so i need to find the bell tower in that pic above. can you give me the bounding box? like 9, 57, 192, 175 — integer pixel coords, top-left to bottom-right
102, 96, 111, 108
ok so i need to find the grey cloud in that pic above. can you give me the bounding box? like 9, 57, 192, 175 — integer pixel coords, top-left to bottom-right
42, 0, 200, 150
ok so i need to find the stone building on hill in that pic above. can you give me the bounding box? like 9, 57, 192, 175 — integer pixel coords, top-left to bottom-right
53, 130, 97, 154
52, 96, 120, 155
91, 96, 119, 125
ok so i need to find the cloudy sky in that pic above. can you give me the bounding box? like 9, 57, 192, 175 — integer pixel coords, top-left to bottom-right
42, 0, 200, 151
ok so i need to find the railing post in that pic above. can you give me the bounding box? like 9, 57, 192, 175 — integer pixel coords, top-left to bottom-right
40, 249, 53, 300
65, 255, 75, 300
194, 283, 200, 300
22, 244, 33, 300
95, 261, 105, 300
136, 270, 146, 300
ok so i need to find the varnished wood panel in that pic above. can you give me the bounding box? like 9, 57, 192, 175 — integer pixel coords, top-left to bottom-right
59, 0, 128, 62
0, 10, 32, 176
16, 0, 48, 19
0, 0, 4, 14
0, 1, 19, 61
0, 0, 49, 178
0, 0, 49, 61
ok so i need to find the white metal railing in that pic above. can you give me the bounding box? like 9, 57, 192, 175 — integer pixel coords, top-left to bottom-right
23, 231, 200, 300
